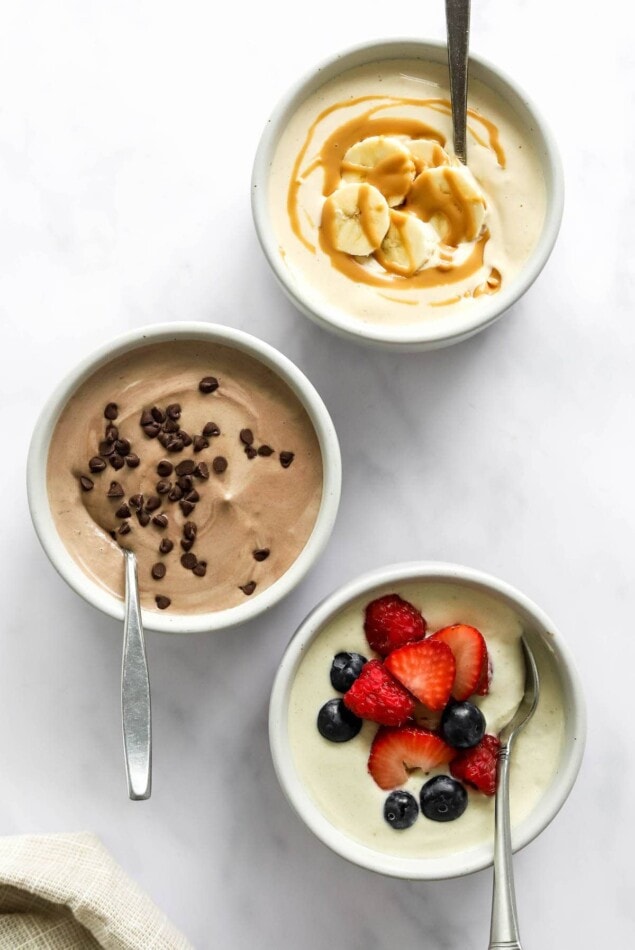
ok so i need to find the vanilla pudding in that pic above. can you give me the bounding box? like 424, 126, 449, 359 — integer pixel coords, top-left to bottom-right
287, 580, 565, 860
47, 340, 324, 614
267, 57, 546, 328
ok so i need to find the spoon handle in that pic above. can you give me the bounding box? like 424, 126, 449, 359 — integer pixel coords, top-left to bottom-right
122, 550, 152, 801
488, 746, 522, 949
445, 0, 471, 163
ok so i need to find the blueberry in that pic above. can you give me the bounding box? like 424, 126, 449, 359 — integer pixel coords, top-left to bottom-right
317, 698, 362, 742
420, 775, 468, 822
440, 701, 486, 749
383, 790, 419, 830
330, 652, 367, 692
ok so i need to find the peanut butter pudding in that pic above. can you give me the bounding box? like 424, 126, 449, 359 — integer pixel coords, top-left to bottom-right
268, 58, 547, 325
47, 341, 323, 614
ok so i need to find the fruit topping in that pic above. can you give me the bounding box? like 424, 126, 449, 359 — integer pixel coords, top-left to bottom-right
368, 726, 453, 790
330, 651, 368, 693
440, 700, 486, 749
428, 624, 488, 701
364, 593, 427, 657
384, 639, 456, 711
343, 659, 415, 727
420, 775, 468, 822
383, 790, 419, 830
317, 698, 362, 743
450, 734, 500, 796
475, 650, 492, 696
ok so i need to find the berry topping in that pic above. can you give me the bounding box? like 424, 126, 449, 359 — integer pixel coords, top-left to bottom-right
428, 624, 488, 701
330, 651, 368, 693
343, 659, 415, 727
475, 650, 492, 696
383, 790, 419, 830
440, 701, 486, 749
384, 639, 456, 711
420, 775, 468, 822
368, 726, 454, 790
363, 593, 427, 657
450, 734, 500, 796
317, 698, 362, 743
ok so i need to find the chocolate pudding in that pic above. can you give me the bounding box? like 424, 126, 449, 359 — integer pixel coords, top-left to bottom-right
47, 341, 323, 614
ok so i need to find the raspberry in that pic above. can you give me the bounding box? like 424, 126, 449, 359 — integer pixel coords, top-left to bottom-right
364, 594, 427, 657
343, 659, 414, 727
450, 734, 500, 796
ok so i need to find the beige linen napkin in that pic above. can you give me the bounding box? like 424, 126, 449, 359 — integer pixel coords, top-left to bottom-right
0, 833, 193, 949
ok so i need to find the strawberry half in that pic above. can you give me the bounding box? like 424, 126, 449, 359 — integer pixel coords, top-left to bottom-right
384, 639, 456, 711
429, 624, 488, 701
343, 659, 415, 727
364, 593, 427, 657
368, 725, 454, 790
450, 733, 500, 796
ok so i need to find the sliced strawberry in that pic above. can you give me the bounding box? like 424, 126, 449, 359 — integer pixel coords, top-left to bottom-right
343, 659, 414, 727
475, 650, 492, 696
429, 624, 488, 701
384, 639, 456, 711
368, 725, 454, 790
450, 734, 500, 796
364, 593, 427, 657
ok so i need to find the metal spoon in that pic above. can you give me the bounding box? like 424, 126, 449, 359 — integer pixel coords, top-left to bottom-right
121, 549, 152, 800
445, 0, 471, 164
488, 636, 540, 950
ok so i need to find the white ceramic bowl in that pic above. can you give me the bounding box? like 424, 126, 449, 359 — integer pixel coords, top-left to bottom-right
27, 322, 341, 634
252, 39, 564, 351
269, 562, 585, 879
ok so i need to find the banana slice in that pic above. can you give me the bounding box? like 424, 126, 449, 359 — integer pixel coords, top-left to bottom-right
407, 139, 451, 173
406, 165, 487, 244
321, 183, 391, 256
375, 210, 440, 276
341, 136, 416, 207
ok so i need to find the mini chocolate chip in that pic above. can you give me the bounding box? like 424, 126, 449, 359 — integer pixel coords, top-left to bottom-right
253, 548, 270, 561
183, 521, 197, 541
143, 422, 161, 439
156, 479, 172, 494
151, 562, 166, 580
179, 431, 193, 447
245, 446, 257, 459
89, 456, 107, 473
240, 428, 254, 446
79, 475, 94, 492
177, 475, 193, 492
140, 410, 154, 426
109, 530, 117, 540
180, 552, 198, 570
115, 503, 131, 518
105, 424, 119, 442
157, 460, 173, 476
202, 422, 220, 437
151, 406, 165, 423
129, 493, 144, 509
193, 436, 209, 453
125, 454, 140, 468
166, 403, 181, 420
194, 462, 209, 479
180, 538, 194, 552
163, 418, 180, 433
107, 481, 125, 498
159, 538, 174, 555
155, 595, 171, 610
175, 460, 196, 477
167, 439, 184, 452
168, 485, 183, 502
212, 456, 228, 473
145, 495, 161, 512
152, 513, 168, 528
185, 489, 199, 503
109, 454, 125, 470
193, 561, 207, 577
180, 500, 195, 516
99, 440, 116, 456
199, 376, 219, 394
118, 521, 131, 535
137, 510, 151, 527
280, 451, 295, 468
239, 581, 257, 596
158, 432, 171, 448
104, 402, 118, 420
115, 439, 131, 456
257, 445, 274, 457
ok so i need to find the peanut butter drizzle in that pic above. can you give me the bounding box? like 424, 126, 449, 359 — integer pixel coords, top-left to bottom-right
374, 210, 420, 277
341, 152, 414, 204
287, 93, 506, 299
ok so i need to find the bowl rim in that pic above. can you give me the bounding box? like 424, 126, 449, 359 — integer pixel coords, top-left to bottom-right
26, 321, 342, 634
251, 37, 564, 351
269, 560, 586, 879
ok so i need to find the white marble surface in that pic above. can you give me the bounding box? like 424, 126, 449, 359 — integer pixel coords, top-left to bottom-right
0, 1, 632, 947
